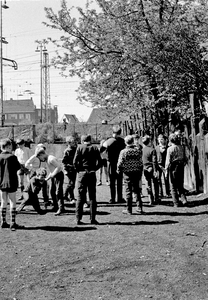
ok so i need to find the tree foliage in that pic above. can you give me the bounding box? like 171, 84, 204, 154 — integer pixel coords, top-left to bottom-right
44, 0, 208, 128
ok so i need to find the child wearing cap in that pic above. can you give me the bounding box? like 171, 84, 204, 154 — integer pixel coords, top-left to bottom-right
117, 135, 143, 214
0, 138, 24, 231
62, 136, 77, 204
17, 167, 48, 214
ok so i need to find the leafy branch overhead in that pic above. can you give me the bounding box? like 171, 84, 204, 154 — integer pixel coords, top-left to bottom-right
44, 0, 208, 127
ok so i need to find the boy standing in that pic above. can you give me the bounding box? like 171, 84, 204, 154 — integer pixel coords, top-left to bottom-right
14, 138, 31, 200
73, 135, 102, 225
165, 133, 187, 207
142, 135, 159, 205
155, 134, 170, 198
62, 136, 77, 204
117, 135, 143, 214
36, 148, 65, 215
0, 138, 24, 231
102, 125, 125, 204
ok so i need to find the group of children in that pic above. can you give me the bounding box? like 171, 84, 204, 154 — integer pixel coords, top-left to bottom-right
0, 128, 188, 230
117, 131, 187, 215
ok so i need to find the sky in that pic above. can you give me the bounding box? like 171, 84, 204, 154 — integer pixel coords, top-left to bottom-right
2, 0, 94, 121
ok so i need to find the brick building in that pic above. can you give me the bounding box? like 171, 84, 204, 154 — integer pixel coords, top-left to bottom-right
3, 98, 58, 125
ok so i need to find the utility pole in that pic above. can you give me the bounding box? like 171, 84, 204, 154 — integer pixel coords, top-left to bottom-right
0, 0, 9, 127
42, 50, 51, 122
35, 41, 47, 123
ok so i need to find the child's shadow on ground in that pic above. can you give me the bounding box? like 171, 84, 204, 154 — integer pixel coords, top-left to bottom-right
25, 225, 97, 232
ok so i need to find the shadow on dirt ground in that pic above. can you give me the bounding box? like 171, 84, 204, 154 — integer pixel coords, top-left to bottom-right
0, 180, 208, 300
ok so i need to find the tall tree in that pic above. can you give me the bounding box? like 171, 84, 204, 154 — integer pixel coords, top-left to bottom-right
44, 0, 208, 128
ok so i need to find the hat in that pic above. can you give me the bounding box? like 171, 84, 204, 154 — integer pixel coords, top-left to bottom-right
81, 135, 91, 143
16, 138, 25, 145
125, 135, 134, 145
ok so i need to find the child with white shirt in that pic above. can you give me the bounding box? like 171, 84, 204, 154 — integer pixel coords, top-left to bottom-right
35, 148, 65, 216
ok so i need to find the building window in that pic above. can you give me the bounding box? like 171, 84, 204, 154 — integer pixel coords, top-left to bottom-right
8, 114, 17, 119
19, 114, 24, 119
25, 114, 31, 120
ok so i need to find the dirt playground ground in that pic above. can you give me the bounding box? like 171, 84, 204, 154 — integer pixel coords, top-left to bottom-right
0, 178, 208, 300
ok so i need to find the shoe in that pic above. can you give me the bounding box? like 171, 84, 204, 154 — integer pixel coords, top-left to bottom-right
122, 209, 132, 215
84, 203, 89, 208
109, 199, 115, 204
1, 222, 10, 228
91, 220, 99, 225
136, 208, 144, 214
16, 207, 24, 213
51, 206, 58, 212
97, 181, 102, 186
69, 199, 76, 205
154, 198, 161, 205
181, 195, 187, 205
44, 201, 51, 208
173, 203, 179, 207
10, 223, 25, 231
38, 210, 47, 215
54, 208, 64, 216
76, 220, 85, 225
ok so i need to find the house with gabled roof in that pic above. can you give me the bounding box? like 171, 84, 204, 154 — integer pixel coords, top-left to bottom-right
60, 114, 79, 124
3, 98, 58, 125
3, 98, 36, 125
87, 108, 126, 124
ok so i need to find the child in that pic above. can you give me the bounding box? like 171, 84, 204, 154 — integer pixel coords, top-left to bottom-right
0, 138, 24, 231
36, 148, 65, 216
97, 139, 109, 186
165, 133, 187, 207
62, 136, 77, 204
117, 135, 143, 214
133, 134, 143, 196
14, 138, 31, 200
155, 134, 170, 198
142, 135, 159, 205
17, 167, 48, 214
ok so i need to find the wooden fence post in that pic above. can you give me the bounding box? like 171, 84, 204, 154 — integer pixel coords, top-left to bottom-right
199, 119, 208, 193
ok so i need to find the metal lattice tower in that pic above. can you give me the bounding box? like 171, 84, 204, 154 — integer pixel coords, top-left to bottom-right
42, 51, 51, 122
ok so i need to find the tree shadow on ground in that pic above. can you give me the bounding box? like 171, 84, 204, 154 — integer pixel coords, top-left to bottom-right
98, 202, 127, 207
142, 211, 208, 216
99, 220, 178, 226
186, 198, 208, 207
83, 211, 110, 215
25, 226, 97, 232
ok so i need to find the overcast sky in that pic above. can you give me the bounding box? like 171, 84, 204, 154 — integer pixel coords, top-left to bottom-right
3, 0, 94, 121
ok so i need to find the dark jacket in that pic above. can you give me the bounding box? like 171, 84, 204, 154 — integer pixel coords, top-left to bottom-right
24, 176, 48, 201
73, 143, 102, 172
62, 146, 77, 173
103, 137, 125, 165
0, 151, 20, 192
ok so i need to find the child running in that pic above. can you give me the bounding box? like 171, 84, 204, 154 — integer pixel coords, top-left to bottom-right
0, 138, 24, 231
